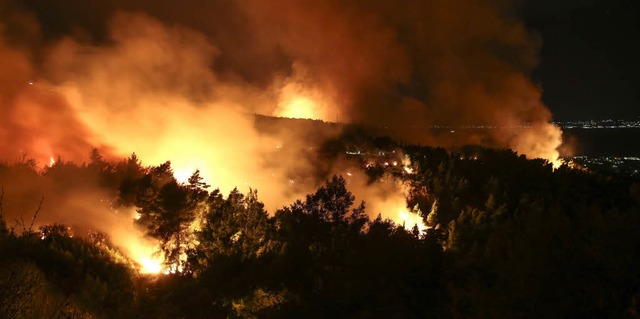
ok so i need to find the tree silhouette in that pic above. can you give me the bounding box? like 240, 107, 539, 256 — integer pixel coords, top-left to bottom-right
134, 167, 208, 271
193, 187, 273, 267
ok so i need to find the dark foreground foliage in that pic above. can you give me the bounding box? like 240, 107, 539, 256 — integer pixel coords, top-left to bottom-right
1, 144, 640, 318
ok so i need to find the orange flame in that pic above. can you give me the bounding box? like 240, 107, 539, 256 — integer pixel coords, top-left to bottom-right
139, 256, 164, 274
272, 64, 336, 122
105, 209, 169, 275
398, 208, 429, 233
276, 95, 322, 120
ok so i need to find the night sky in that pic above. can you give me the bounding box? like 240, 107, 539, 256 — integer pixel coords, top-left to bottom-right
524, 0, 639, 121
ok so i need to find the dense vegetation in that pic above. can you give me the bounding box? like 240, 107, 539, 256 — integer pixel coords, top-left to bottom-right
1, 142, 640, 318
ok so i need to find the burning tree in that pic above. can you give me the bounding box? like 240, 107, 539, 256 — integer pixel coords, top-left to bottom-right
131, 164, 209, 272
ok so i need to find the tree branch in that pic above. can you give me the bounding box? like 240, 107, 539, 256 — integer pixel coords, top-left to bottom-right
14, 216, 25, 233
28, 197, 44, 233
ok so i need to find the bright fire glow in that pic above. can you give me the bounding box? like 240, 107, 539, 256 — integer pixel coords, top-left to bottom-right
129, 242, 166, 275
139, 257, 164, 274
402, 156, 414, 174
512, 123, 564, 169
398, 209, 429, 233
276, 95, 320, 120
102, 209, 169, 275
272, 75, 334, 122
173, 167, 195, 184
353, 173, 429, 234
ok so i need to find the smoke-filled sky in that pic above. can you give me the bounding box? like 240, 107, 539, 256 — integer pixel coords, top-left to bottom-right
1, 0, 575, 160
1, 0, 635, 123
3, 0, 634, 181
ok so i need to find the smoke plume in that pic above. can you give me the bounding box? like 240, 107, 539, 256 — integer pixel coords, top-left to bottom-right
0, 0, 563, 267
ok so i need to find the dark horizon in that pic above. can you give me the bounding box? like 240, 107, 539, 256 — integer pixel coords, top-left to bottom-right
524, 0, 639, 121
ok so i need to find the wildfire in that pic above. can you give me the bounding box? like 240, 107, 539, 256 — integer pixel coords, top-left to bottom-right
98, 209, 170, 275
6, 12, 568, 278
398, 209, 429, 233
272, 74, 334, 121
139, 257, 164, 274
276, 95, 321, 120
129, 243, 167, 275
512, 122, 564, 169
402, 156, 414, 174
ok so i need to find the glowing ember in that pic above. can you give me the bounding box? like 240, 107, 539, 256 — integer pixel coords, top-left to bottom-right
49, 156, 55, 167
402, 156, 414, 174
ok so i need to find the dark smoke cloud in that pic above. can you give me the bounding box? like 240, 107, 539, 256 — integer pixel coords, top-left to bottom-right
235, 0, 555, 148
239, 0, 560, 158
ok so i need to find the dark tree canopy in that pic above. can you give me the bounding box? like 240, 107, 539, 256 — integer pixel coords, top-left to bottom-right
1, 145, 639, 318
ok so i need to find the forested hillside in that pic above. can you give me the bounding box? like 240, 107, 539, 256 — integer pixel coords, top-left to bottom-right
2, 143, 639, 318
